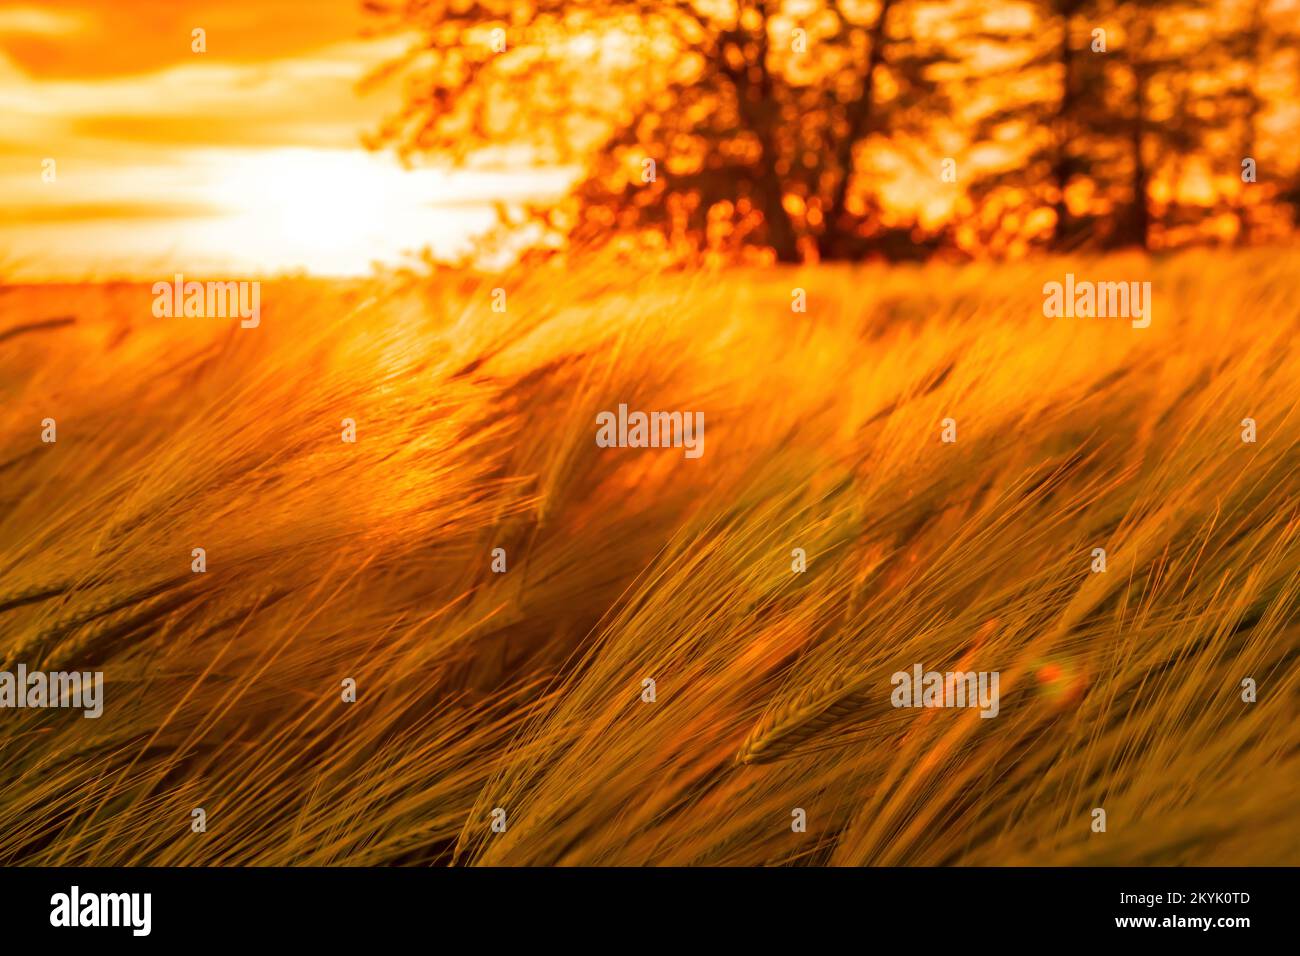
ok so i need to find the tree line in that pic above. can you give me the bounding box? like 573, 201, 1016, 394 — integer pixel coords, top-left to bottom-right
366, 0, 1300, 263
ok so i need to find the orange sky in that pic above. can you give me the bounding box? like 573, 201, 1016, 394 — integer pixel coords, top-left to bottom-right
0, 0, 573, 280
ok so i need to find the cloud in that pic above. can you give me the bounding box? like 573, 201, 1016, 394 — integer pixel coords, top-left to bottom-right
0, 35, 410, 149
0, 7, 91, 36
0, 2, 568, 278
0, 0, 376, 79
0, 199, 224, 223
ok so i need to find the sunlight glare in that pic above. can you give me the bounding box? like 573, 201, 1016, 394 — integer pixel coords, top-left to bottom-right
206, 148, 444, 272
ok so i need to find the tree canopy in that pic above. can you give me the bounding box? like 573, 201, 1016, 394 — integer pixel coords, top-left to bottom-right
366, 0, 1300, 263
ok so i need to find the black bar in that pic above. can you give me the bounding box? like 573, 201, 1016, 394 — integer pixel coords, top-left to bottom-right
1, 866, 1283, 944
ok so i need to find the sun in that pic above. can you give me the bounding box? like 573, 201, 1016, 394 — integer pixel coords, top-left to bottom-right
203, 147, 449, 274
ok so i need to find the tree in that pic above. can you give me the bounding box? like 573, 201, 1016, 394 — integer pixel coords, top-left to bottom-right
965, 0, 1231, 253
961, 0, 1115, 253
367, 0, 1299, 261
366, 0, 958, 262
1212, 0, 1300, 243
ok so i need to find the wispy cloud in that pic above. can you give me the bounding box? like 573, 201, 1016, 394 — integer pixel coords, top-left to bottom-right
0, 1, 570, 278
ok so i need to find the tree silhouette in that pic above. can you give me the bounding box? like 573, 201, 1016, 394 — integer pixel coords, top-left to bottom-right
367, 0, 962, 262
366, 0, 1300, 261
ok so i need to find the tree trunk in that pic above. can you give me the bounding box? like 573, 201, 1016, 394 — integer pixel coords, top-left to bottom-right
819, 0, 895, 259
720, 3, 801, 262
757, 157, 801, 262
1126, 61, 1151, 249
1050, 9, 1078, 248
1238, 0, 1265, 245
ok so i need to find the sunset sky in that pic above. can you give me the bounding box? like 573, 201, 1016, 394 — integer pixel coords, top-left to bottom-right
0, 0, 573, 280
6, 1, 1297, 279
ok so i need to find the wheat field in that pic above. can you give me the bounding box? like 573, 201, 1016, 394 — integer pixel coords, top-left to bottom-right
0, 248, 1297, 866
